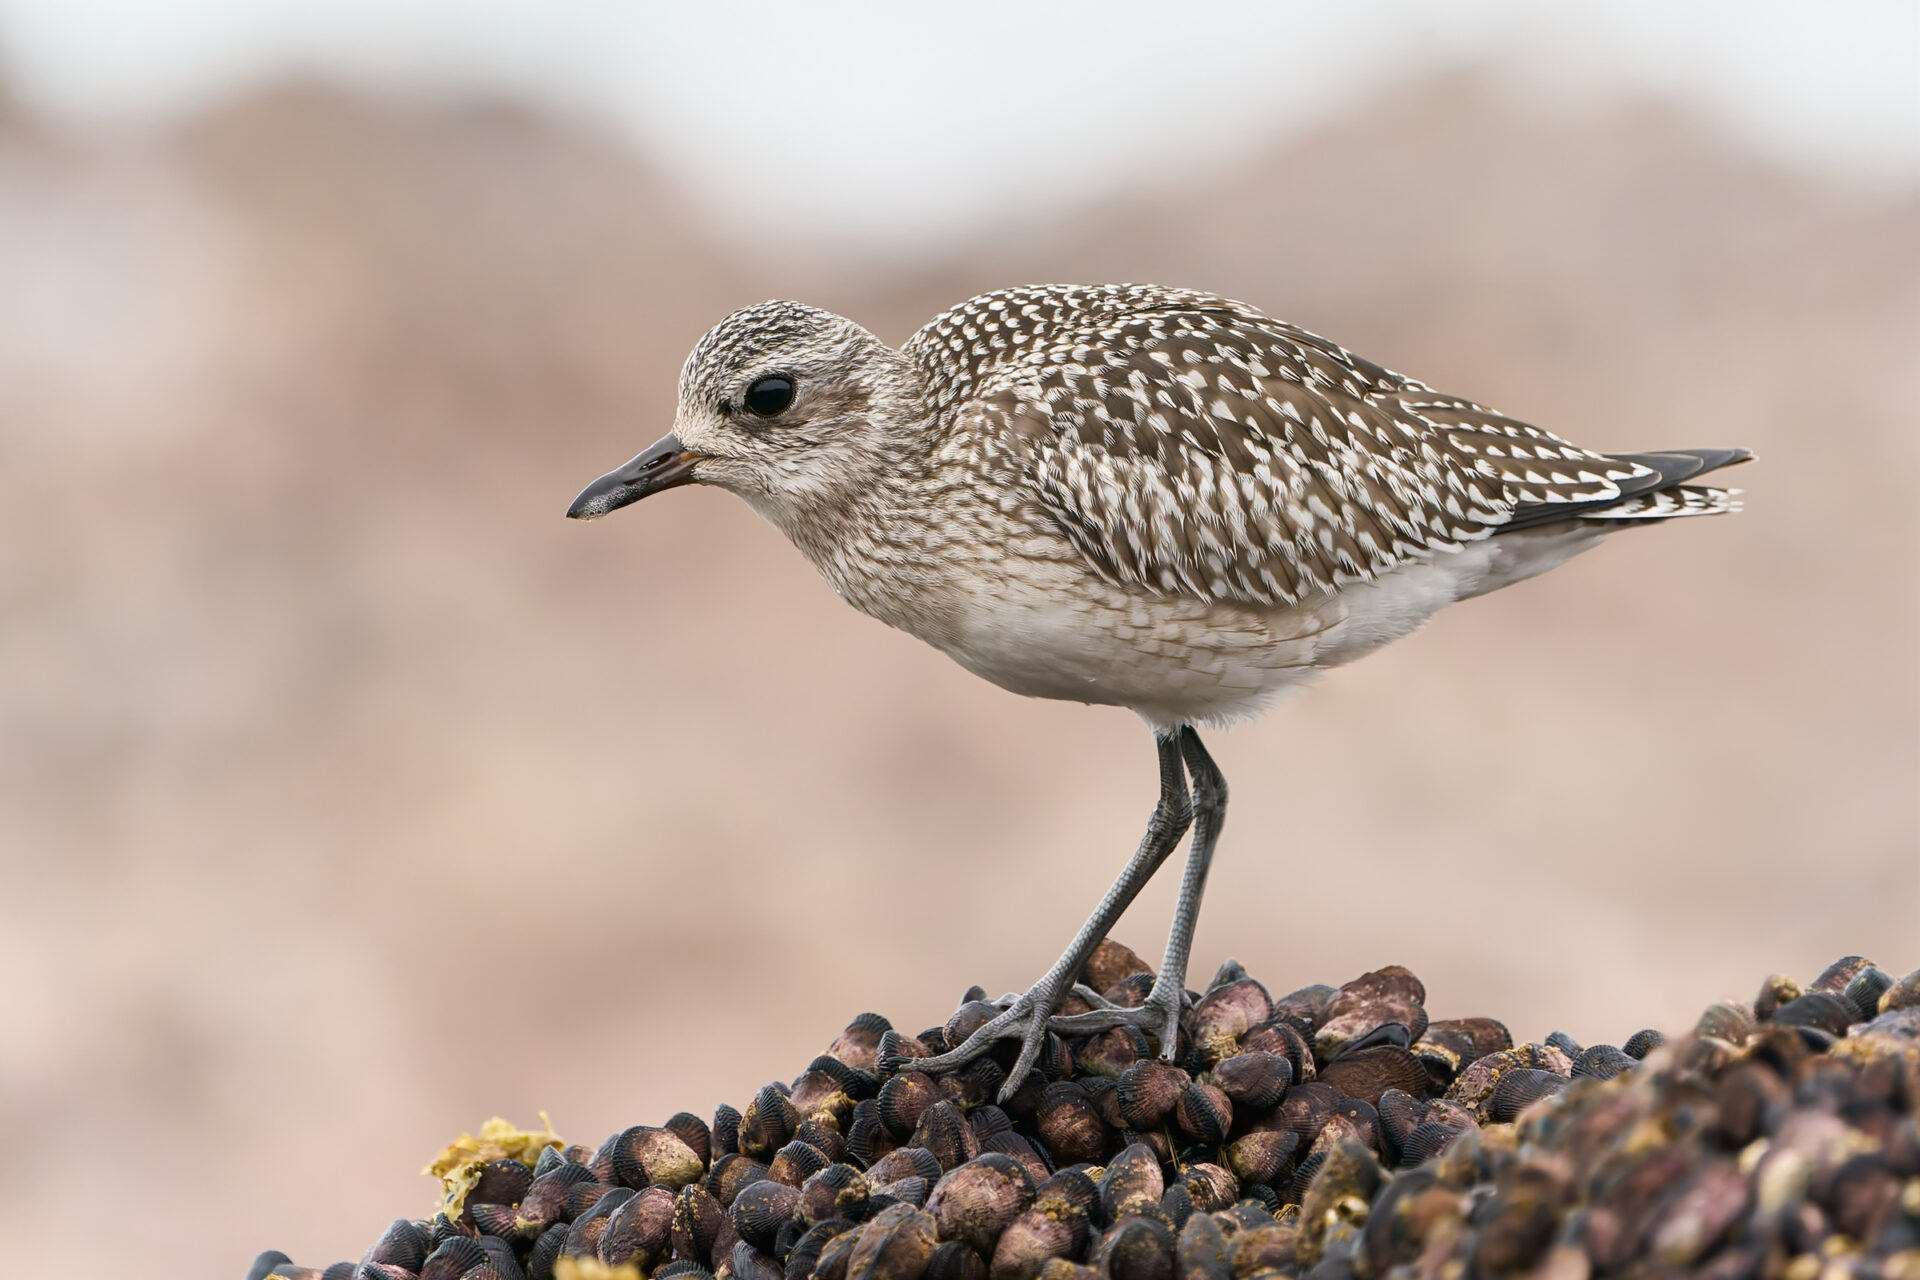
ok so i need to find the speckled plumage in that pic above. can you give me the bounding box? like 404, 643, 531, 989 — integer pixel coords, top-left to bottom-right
569, 282, 1750, 1093
634, 283, 1744, 728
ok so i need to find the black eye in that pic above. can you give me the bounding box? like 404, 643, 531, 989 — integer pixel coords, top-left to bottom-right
744, 376, 794, 417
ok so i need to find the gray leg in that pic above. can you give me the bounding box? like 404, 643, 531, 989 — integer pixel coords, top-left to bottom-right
902, 732, 1192, 1100
1049, 725, 1228, 1059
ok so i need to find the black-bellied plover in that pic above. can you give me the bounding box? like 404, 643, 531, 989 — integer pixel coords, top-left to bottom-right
567, 283, 1749, 1098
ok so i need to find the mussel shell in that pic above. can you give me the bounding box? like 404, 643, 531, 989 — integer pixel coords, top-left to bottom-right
1075, 1025, 1151, 1079
733, 1239, 785, 1280
673, 1183, 728, 1265
1486, 1069, 1569, 1124
1099, 1143, 1165, 1223
1811, 955, 1874, 995
1768, 991, 1854, 1036
1274, 1082, 1341, 1148
1208, 1051, 1292, 1113
708, 1154, 773, 1208
1693, 1001, 1756, 1046
1269, 984, 1338, 1032
830, 1013, 896, 1072
1396, 1122, 1462, 1169
714, 1104, 743, 1158
1314, 966, 1429, 1061
788, 1220, 860, 1280
1225, 1128, 1299, 1188
845, 1202, 940, 1280
1238, 1019, 1316, 1087
612, 1125, 706, 1190
798, 1118, 849, 1165
1116, 1061, 1191, 1129
925, 1239, 989, 1280
1543, 1030, 1582, 1058
662, 1111, 713, 1169
878, 1073, 943, 1141
913, 1100, 980, 1172
945, 1001, 1006, 1050
927, 1152, 1037, 1255
800, 1164, 873, 1226
1098, 1215, 1175, 1280
599, 1184, 676, 1267
1319, 1045, 1428, 1107
527, 1223, 568, 1280
1374, 1089, 1424, 1164
1572, 1045, 1637, 1082
1188, 978, 1273, 1066
1032, 1081, 1110, 1167
1177, 1163, 1239, 1214
741, 1084, 803, 1161
1173, 1081, 1233, 1146
363, 1219, 429, 1272
656, 1263, 718, 1280
1622, 1029, 1665, 1060
1879, 968, 1920, 1015
1843, 967, 1894, 1021
770, 1140, 833, 1188
812, 1222, 865, 1280
729, 1179, 803, 1253
982, 1132, 1053, 1187
1174, 1208, 1233, 1280
869, 1146, 944, 1187
418, 1236, 488, 1280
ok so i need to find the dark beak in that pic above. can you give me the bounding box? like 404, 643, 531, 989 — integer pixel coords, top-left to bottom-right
566, 433, 706, 519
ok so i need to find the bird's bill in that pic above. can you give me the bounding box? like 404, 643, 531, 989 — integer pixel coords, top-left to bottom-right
566, 433, 707, 519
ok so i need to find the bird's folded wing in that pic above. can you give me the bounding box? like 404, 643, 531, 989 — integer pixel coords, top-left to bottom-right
975, 303, 1654, 607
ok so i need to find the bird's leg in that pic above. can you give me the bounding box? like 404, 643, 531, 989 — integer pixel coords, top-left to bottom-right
1048, 725, 1228, 1060
899, 733, 1192, 1100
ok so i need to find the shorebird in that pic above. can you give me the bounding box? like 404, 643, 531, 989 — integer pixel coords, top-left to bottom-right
567, 284, 1748, 1098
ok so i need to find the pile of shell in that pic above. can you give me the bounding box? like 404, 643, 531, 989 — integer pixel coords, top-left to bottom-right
251, 944, 1920, 1280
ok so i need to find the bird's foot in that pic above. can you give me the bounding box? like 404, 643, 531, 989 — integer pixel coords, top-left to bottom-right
1048, 982, 1186, 1061
897, 975, 1089, 1103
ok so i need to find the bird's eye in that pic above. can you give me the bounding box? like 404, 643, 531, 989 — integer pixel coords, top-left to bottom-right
744, 376, 794, 417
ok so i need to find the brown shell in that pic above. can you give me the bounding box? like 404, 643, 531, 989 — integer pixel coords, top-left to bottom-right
727, 1178, 801, 1252
1208, 1051, 1292, 1114
1319, 1045, 1430, 1107
1177, 1164, 1239, 1214
672, 1183, 727, 1266
707, 1153, 773, 1208
913, 1100, 981, 1173
878, 1073, 944, 1141
789, 1220, 862, 1280
1225, 1128, 1299, 1188
800, 1164, 873, 1227
1174, 1082, 1234, 1146
1314, 967, 1429, 1061
769, 1140, 833, 1188
1099, 1143, 1166, 1223
1075, 1025, 1151, 1079
599, 1184, 676, 1268
1035, 1082, 1111, 1167
1444, 1046, 1574, 1123
869, 1146, 945, 1187
1239, 1019, 1316, 1087
1273, 1082, 1341, 1148
925, 1239, 989, 1280
829, 1013, 896, 1072
1098, 1215, 1175, 1280
1295, 1141, 1385, 1269
1116, 1060, 1191, 1129
946, 1001, 1006, 1051
798, 1117, 849, 1164
741, 1084, 802, 1161
1188, 978, 1273, 1066
1486, 1069, 1570, 1123
927, 1153, 1037, 1255
1175, 1209, 1233, 1280
1083, 938, 1154, 994
846, 1202, 940, 1280
1811, 955, 1875, 996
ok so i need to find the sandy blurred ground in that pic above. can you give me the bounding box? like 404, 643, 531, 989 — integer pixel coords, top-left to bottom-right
0, 72, 1915, 1276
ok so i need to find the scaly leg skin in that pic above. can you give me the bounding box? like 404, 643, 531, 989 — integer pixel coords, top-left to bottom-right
1048, 726, 1229, 1057
896, 733, 1193, 1101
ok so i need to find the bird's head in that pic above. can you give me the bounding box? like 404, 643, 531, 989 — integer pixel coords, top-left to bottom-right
566, 301, 925, 526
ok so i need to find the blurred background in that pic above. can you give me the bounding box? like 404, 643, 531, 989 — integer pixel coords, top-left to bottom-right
0, 3, 1915, 1274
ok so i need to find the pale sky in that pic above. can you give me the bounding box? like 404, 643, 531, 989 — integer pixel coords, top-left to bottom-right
1, 2, 1914, 252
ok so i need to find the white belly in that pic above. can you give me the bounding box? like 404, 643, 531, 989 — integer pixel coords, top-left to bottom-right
940, 523, 1607, 729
